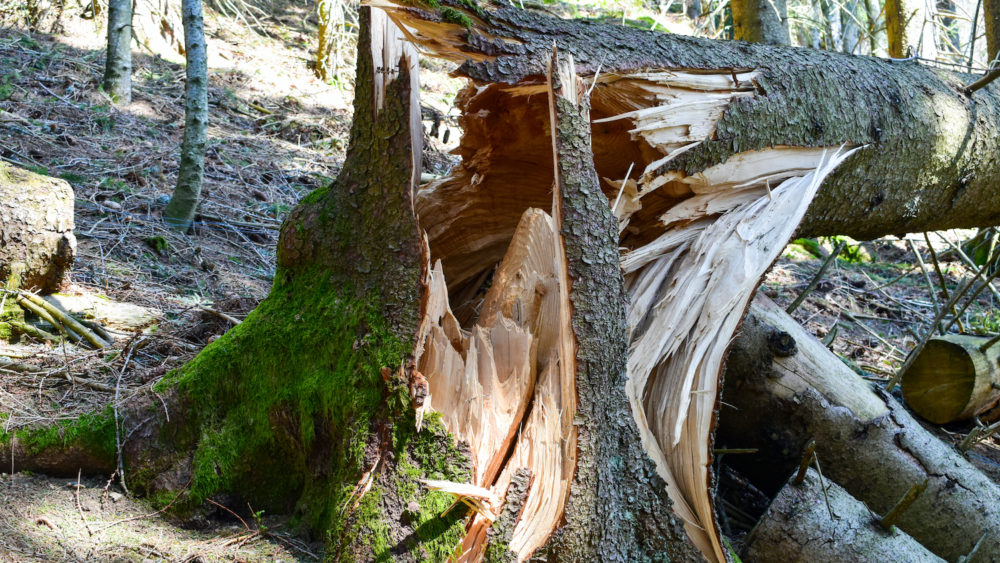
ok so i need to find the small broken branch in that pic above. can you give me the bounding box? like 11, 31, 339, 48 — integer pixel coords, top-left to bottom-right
965, 67, 1000, 95
786, 240, 846, 314
879, 479, 929, 531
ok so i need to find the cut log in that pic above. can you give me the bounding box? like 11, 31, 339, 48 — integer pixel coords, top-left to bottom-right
0, 161, 76, 293
719, 294, 1000, 561
902, 334, 1000, 424
745, 469, 945, 563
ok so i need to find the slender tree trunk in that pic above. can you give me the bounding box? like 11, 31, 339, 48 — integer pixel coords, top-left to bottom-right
887, 0, 939, 56
103, 0, 132, 103
731, 0, 791, 44
163, 0, 208, 230
315, 0, 333, 80
985, 0, 1000, 62
864, 0, 886, 53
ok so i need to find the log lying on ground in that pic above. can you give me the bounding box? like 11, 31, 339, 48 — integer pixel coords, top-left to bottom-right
0, 161, 76, 293
745, 469, 944, 563
902, 334, 1000, 423
719, 295, 1000, 561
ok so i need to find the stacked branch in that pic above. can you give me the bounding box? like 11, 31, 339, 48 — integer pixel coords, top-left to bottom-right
719, 295, 1000, 560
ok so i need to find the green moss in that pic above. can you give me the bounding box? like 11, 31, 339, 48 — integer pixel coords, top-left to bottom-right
15, 408, 116, 463
440, 7, 473, 27
149, 267, 468, 558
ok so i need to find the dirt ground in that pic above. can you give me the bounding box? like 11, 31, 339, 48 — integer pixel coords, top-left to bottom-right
2, 0, 1000, 560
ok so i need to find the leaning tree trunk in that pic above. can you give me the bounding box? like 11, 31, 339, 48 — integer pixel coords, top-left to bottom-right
731, 0, 791, 44
103, 0, 132, 103
163, 0, 208, 230
11, 3, 1000, 562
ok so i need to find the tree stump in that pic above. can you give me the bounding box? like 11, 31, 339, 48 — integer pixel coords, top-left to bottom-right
0, 162, 76, 293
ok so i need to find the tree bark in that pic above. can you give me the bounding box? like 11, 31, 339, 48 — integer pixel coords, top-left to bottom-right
718, 295, 1000, 561
985, 0, 1000, 62
103, 0, 132, 104
731, 0, 790, 44
163, 0, 208, 230
886, 0, 938, 57
13, 4, 1000, 562
745, 469, 944, 562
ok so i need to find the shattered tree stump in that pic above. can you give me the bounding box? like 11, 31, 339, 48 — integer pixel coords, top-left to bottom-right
0, 162, 76, 293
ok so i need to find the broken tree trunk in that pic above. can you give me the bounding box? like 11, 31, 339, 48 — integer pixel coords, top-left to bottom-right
719, 295, 1000, 561
12, 3, 1000, 562
0, 161, 75, 293
901, 334, 1000, 423
380, 1, 1000, 559
745, 469, 944, 563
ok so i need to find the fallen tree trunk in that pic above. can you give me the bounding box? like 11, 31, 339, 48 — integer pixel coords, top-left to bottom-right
902, 334, 1000, 423
719, 295, 1000, 561
744, 469, 944, 563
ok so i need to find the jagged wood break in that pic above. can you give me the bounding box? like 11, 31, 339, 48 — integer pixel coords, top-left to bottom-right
15, 2, 1000, 562
368, 3, 865, 560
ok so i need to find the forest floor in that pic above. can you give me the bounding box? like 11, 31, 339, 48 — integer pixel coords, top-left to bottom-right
1, 1, 1000, 561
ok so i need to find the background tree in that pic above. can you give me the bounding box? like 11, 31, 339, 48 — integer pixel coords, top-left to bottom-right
731, 0, 791, 43
163, 0, 208, 230
102, 0, 132, 103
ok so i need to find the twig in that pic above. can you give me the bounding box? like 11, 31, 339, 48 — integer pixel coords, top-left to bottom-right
197, 304, 242, 326
959, 419, 1000, 451
965, 67, 1000, 94
75, 469, 94, 536
787, 241, 847, 314
980, 332, 1000, 352
908, 238, 943, 332
936, 232, 1000, 302
793, 439, 817, 485
206, 498, 251, 531
879, 479, 928, 530
924, 232, 965, 332
95, 475, 192, 533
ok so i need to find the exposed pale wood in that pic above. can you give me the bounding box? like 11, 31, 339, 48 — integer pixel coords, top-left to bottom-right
415, 208, 575, 562
902, 334, 1000, 423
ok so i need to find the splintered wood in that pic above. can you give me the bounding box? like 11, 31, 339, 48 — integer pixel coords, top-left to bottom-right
373, 5, 861, 561
415, 209, 576, 562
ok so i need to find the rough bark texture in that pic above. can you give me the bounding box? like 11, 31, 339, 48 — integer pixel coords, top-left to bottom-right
103, 0, 132, 104
119, 10, 474, 561
731, 0, 790, 44
985, 0, 1000, 63
902, 334, 1000, 423
537, 59, 702, 561
388, 0, 1000, 277
163, 0, 208, 230
718, 295, 1000, 561
0, 161, 75, 293
745, 469, 944, 562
